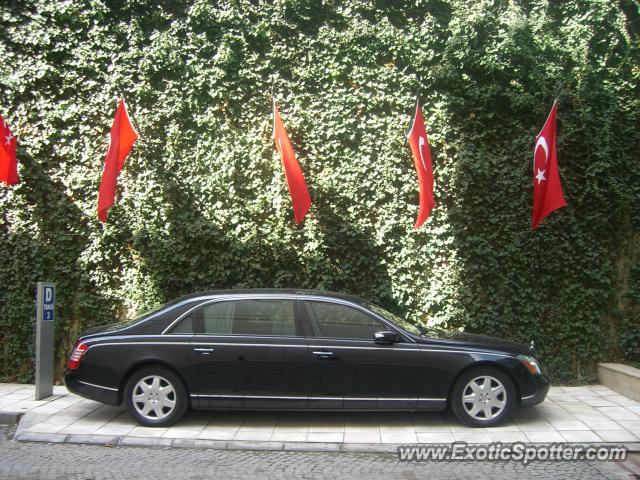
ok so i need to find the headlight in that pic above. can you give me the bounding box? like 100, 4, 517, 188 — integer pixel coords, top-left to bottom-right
517, 354, 542, 375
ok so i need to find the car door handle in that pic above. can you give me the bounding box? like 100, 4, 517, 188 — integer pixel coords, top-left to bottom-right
312, 351, 334, 358
193, 347, 214, 355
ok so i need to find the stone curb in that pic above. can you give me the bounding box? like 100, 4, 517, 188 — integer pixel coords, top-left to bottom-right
14, 432, 68, 443
284, 442, 341, 452
0, 412, 23, 425
171, 438, 228, 450
227, 440, 284, 451
66, 434, 119, 445
118, 436, 173, 448
12, 433, 640, 454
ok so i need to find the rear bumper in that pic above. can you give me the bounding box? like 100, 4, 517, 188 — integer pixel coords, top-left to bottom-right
64, 370, 120, 406
520, 374, 550, 407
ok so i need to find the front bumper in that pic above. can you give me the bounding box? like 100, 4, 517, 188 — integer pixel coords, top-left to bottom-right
64, 370, 120, 406
520, 374, 550, 407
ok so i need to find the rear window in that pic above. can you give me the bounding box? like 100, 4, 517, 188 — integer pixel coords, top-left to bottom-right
172, 299, 298, 336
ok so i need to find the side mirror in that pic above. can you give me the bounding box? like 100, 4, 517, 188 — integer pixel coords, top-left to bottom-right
374, 330, 398, 345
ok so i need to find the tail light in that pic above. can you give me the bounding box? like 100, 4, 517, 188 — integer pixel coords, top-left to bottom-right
67, 341, 88, 369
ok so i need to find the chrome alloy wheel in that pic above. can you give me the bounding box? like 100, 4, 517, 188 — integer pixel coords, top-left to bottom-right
131, 375, 176, 420
461, 375, 507, 421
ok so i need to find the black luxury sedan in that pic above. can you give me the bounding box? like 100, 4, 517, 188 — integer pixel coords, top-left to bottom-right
64, 289, 549, 427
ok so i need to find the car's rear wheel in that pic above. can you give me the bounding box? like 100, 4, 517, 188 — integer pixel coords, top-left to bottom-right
124, 366, 188, 427
450, 366, 515, 427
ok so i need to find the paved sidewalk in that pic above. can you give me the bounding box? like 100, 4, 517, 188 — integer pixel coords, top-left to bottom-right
1, 383, 639, 452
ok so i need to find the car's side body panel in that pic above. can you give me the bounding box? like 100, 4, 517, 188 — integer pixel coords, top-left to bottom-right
64, 290, 550, 414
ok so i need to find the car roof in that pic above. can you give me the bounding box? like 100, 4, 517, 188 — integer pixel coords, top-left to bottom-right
165, 289, 369, 307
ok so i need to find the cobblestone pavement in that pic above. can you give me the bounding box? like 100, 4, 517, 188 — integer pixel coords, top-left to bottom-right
0, 425, 634, 480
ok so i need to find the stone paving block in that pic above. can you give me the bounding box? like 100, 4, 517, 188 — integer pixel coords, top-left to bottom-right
226, 440, 283, 451
93, 426, 135, 436
341, 443, 397, 453
380, 431, 418, 444
119, 436, 173, 447
559, 430, 603, 442
284, 441, 341, 452
416, 432, 455, 443
171, 438, 227, 449
234, 430, 273, 441
197, 427, 239, 440
59, 424, 104, 435
523, 431, 565, 442
576, 417, 627, 431
0, 411, 22, 424
344, 430, 381, 443
592, 430, 638, 442
486, 431, 528, 443
548, 420, 591, 431
306, 432, 344, 443
598, 406, 640, 421
269, 431, 308, 442
24, 422, 66, 433
15, 432, 68, 443
66, 434, 119, 445
160, 428, 205, 439
450, 431, 492, 443
128, 426, 169, 437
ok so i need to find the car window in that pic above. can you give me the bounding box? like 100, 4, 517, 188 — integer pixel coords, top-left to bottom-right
172, 299, 297, 336
305, 301, 388, 340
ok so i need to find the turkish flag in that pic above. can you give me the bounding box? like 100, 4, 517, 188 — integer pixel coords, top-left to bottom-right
532, 100, 566, 230
273, 101, 311, 224
97, 99, 138, 223
0, 115, 19, 186
407, 100, 435, 228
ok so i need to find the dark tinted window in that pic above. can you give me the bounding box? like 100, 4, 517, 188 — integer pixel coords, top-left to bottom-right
173, 299, 297, 336
305, 301, 386, 340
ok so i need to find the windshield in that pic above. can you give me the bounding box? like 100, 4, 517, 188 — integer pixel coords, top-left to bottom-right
365, 302, 425, 337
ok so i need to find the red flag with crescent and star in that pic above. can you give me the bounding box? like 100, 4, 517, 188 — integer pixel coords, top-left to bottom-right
407, 100, 435, 228
97, 99, 138, 223
273, 100, 311, 224
0, 114, 19, 186
532, 100, 566, 230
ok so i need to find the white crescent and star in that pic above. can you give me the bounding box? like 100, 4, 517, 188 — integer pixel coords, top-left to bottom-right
418, 136, 428, 172
534, 136, 549, 184
5, 133, 14, 145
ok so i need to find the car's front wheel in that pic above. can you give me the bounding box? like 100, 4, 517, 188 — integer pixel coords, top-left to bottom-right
124, 366, 188, 427
450, 366, 515, 427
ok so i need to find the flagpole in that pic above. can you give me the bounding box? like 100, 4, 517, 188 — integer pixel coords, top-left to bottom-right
271, 82, 276, 138
553, 82, 564, 102
405, 89, 420, 146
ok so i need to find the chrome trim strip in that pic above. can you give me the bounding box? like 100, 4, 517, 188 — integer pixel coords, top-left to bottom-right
521, 394, 535, 400
85, 341, 510, 357
190, 394, 447, 401
88, 342, 308, 349
420, 349, 510, 357
78, 380, 118, 392
191, 394, 307, 400
309, 345, 423, 352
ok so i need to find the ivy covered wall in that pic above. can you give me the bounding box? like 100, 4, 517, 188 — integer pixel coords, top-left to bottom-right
1, 0, 639, 383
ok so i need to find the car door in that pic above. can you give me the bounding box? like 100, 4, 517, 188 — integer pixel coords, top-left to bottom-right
173, 297, 309, 409
300, 299, 423, 409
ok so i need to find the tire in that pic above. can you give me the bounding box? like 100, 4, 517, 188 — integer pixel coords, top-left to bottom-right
124, 366, 188, 427
450, 366, 516, 427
